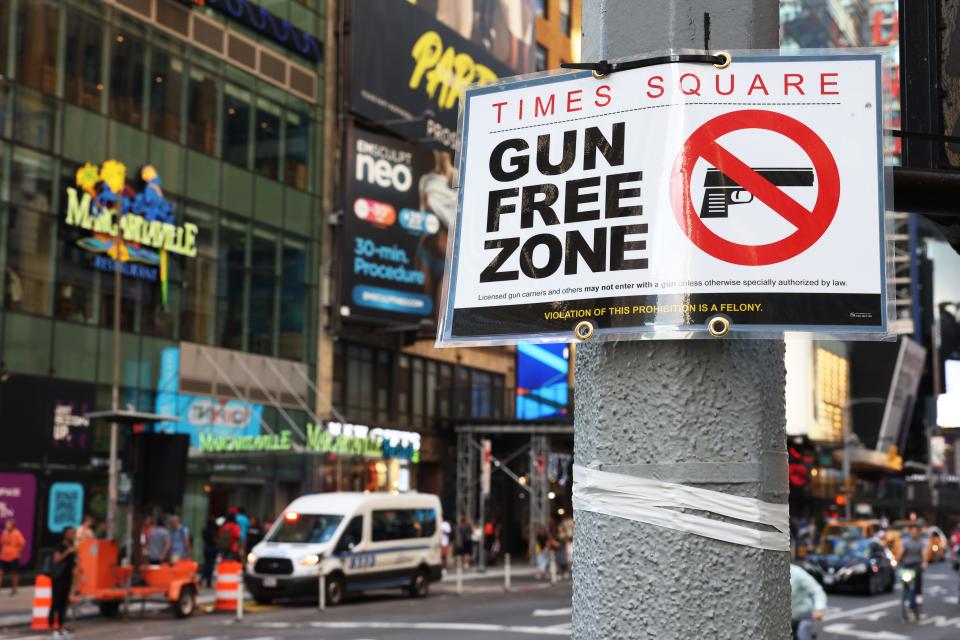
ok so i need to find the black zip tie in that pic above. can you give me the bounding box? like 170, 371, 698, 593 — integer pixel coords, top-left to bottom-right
561, 52, 730, 78
887, 129, 960, 145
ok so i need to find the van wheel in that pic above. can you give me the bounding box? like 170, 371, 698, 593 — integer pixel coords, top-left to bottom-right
409, 567, 430, 598
325, 574, 345, 607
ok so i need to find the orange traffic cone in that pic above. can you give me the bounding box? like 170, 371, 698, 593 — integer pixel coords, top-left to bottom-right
31, 575, 51, 630
214, 560, 242, 612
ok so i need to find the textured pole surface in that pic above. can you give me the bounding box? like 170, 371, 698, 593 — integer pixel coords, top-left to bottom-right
573, 2, 790, 639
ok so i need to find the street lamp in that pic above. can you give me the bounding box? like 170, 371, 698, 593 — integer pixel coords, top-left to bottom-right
841, 397, 887, 520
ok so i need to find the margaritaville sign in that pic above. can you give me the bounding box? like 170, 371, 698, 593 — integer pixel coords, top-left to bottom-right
64, 160, 199, 302
198, 422, 421, 462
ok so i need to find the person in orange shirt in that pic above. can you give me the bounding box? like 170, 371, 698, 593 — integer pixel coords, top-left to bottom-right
0, 519, 26, 595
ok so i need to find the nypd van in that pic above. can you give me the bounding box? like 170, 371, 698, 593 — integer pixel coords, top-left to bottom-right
244, 492, 443, 605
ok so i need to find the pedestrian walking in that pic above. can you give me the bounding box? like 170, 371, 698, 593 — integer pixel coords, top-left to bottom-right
534, 526, 553, 580
234, 507, 250, 550
0, 519, 25, 595
75, 516, 95, 544
146, 516, 171, 565
440, 520, 452, 570
49, 527, 78, 638
791, 563, 827, 640
457, 516, 474, 570
201, 516, 218, 588
169, 515, 191, 562
217, 513, 242, 561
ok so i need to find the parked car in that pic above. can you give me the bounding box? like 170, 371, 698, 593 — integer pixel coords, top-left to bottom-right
801, 538, 895, 595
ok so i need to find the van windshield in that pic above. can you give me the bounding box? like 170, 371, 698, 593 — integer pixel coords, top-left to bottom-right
268, 514, 344, 544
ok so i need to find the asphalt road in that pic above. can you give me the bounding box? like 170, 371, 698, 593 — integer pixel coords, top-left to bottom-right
4, 563, 959, 639
818, 561, 960, 640
2, 574, 572, 640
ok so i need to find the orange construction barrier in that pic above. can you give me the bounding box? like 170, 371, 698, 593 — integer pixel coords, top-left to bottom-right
214, 560, 242, 612
31, 575, 52, 631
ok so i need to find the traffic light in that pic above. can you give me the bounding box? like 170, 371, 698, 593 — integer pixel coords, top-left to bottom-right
835, 495, 847, 507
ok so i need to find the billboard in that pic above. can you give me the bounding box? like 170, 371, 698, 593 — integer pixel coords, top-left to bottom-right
340, 125, 455, 325
349, 0, 515, 150
411, 0, 536, 74
154, 347, 264, 446
0, 473, 36, 565
516, 343, 569, 420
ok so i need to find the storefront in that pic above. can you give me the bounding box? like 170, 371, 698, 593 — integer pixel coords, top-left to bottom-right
0, 0, 325, 567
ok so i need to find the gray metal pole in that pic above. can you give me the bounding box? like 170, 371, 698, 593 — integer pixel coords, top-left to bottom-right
573, 4, 789, 638
107, 223, 123, 542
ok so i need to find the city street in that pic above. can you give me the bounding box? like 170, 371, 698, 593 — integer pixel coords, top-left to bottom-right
818, 562, 960, 640
0, 565, 959, 639
1, 575, 572, 639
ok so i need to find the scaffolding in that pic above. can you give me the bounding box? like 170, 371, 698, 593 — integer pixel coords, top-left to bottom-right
454, 425, 568, 560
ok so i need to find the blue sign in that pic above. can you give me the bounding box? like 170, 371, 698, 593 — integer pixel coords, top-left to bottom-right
48, 483, 84, 534
516, 343, 569, 420
154, 347, 264, 446
190, 0, 322, 63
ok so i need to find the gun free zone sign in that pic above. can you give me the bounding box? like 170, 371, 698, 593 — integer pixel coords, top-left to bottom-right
438, 54, 887, 346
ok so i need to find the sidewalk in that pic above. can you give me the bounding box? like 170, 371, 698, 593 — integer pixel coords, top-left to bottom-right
0, 565, 546, 629
0, 583, 221, 629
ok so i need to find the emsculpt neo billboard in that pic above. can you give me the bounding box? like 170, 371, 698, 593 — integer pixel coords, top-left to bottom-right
340, 126, 455, 325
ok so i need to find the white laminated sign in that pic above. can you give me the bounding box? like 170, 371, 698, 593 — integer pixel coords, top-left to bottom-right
437, 53, 889, 346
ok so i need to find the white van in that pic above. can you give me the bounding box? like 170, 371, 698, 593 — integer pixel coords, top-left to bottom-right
244, 492, 443, 605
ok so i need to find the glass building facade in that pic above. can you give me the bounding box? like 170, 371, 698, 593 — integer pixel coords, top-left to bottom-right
0, 0, 325, 561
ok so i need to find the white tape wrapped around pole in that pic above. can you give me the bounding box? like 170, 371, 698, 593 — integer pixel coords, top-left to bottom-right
572, 465, 789, 552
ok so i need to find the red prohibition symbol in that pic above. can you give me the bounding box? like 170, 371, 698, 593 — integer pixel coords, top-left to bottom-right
670, 109, 841, 266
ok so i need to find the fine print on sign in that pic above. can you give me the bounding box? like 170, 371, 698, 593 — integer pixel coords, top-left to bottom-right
438, 54, 888, 346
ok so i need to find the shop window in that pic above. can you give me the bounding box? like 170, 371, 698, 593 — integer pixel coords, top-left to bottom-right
215, 263, 245, 350
54, 199, 97, 324
284, 110, 309, 190
64, 9, 104, 112
426, 360, 437, 425
454, 366, 470, 418
0, 85, 8, 141
249, 228, 277, 354
16, 1, 59, 96
472, 370, 492, 418
535, 44, 548, 72
13, 89, 56, 152
396, 355, 411, 424
278, 236, 307, 360
109, 28, 146, 127
139, 271, 176, 339
332, 341, 344, 410
179, 205, 215, 344
99, 266, 137, 332
375, 349, 391, 424
412, 358, 425, 426
278, 279, 306, 360
0, 1, 8, 81
437, 363, 453, 419
216, 218, 247, 350
10, 147, 54, 212
222, 85, 252, 169
254, 99, 281, 180
187, 69, 217, 155
536, 0, 547, 18
346, 344, 375, 423
5, 207, 52, 315
559, 0, 572, 35
149, 49, 183, 143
